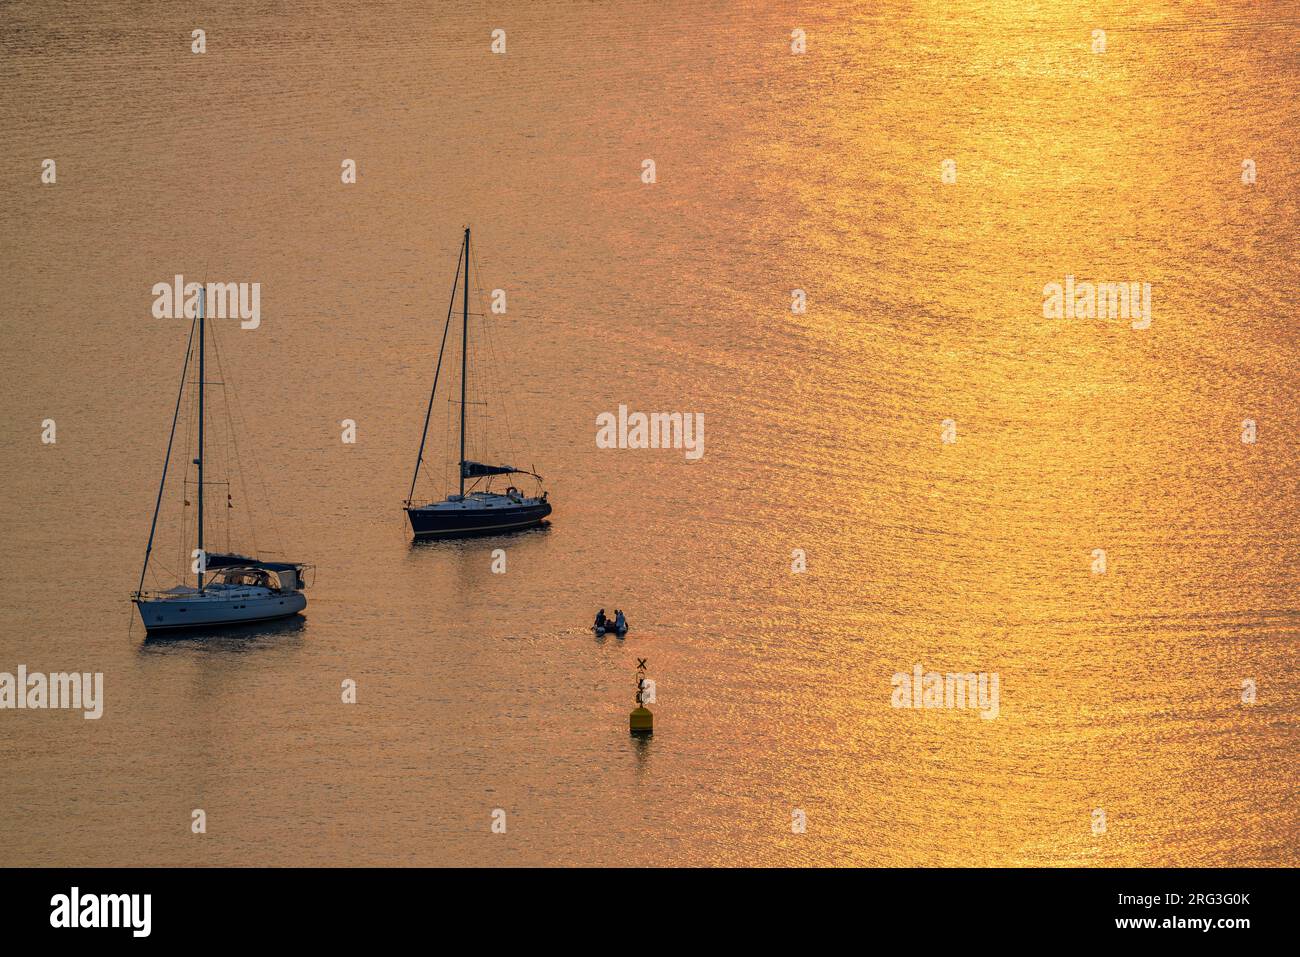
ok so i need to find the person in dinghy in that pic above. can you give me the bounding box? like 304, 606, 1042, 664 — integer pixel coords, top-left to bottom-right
592, 609, 628, 636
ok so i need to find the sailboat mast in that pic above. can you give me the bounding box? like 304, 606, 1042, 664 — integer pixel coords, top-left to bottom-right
134, 315, 198, 598
197, 286, 205, 592
459, 226, 469, 498
407, 242, 462, 505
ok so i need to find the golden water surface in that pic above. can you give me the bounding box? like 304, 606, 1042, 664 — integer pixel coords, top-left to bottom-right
0, 1, 1296, 865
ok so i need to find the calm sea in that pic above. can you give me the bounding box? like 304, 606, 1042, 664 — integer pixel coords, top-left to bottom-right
1, 1, 1296, 866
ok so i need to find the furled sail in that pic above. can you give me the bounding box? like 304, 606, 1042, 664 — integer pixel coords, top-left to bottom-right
206, 552, 304, 573
460, 460, 521, 478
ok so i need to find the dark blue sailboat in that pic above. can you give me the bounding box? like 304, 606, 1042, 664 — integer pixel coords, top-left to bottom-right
404, 227, 552, 539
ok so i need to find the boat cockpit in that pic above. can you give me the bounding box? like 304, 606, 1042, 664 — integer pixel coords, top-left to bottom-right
210, 567, 276, 590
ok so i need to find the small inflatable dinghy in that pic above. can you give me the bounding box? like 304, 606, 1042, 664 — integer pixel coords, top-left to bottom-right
593, 623, 629, 637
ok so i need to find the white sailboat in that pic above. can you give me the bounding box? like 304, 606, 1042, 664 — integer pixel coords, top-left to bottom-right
131, 289, 310, 633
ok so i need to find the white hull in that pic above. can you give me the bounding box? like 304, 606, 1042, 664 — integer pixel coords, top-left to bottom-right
135, 588, 306, 632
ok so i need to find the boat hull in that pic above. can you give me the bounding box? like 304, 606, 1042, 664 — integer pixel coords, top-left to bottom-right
135, 591, 306, 632
407, 500, 552, 538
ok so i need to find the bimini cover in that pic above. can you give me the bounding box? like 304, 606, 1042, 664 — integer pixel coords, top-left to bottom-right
460, 461, 521, 478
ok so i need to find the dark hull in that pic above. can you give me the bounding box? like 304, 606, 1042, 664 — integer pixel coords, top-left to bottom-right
406, 501, 552, 538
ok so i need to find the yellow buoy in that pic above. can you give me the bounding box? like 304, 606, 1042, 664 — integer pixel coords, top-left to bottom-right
630, 658, 653, 735
630, 705, 653, 735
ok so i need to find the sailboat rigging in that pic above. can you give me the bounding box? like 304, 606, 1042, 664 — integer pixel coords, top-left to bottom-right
404, 226, 552, 538
131, 288, 311, 632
